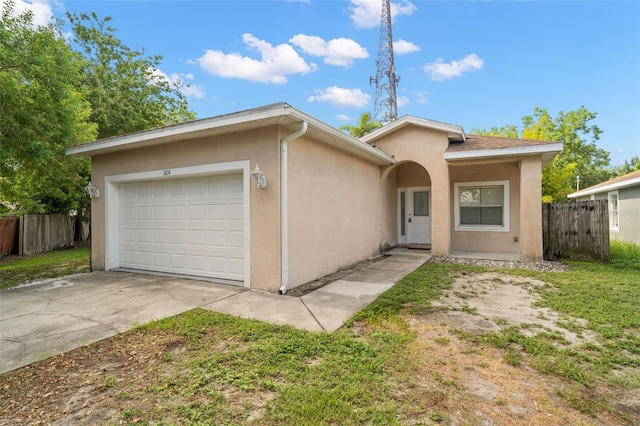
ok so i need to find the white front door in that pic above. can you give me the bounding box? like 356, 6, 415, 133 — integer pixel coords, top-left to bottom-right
407, 187, 431, 244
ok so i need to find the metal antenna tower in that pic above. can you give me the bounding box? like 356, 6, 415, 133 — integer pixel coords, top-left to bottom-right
370, 0, 399, 125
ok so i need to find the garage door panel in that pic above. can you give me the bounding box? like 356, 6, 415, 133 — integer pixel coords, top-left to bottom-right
152, 229, 169, 244
153, 253, 170, 267
228, 231, 244, 246
137, 229, 152, 243
153, 206, 169, 220
152, 181, 169, 196
188, 204, 206, 220
136, 183, 152, 198
136, 251, 153, 267
227, 175, 243, 192
227, 221, 243, 232
121, 228, 137, 243
206, 203, 227, 219
170, 205, 186, 219
187, 230, 207, 246
119, 173, 245, 283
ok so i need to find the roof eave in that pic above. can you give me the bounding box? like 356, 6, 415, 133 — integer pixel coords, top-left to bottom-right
361, 115, 466, 144
568, 176, 640, 198
444, 143, 563, 164
66, 102, 395, 166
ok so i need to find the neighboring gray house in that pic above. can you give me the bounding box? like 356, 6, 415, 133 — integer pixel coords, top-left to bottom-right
568, 170, 640, 246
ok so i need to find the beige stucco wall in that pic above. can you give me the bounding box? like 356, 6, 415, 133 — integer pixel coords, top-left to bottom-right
396, 162, 432, 188
381, 168, 398, 247
89, 127, 282, 291
286, 135, 382, 288
449, 161, 522, 255
519, 156, 543, 261
376, 126, 450, 256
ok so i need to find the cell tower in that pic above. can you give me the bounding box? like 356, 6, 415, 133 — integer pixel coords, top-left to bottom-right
370, 0, 399, 125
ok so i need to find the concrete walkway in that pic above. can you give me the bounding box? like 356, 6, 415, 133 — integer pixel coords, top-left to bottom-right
0, 248, 430, 374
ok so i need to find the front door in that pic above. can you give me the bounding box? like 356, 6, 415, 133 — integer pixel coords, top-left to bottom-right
398, 187, 431, 245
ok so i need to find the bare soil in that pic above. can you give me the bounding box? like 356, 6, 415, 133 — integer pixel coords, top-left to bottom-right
0, 270, 637, 425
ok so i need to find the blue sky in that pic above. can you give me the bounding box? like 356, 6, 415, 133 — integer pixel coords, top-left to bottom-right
10, 0, 640, 166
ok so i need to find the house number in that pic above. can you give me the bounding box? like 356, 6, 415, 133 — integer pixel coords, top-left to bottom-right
163, 169, 171, 176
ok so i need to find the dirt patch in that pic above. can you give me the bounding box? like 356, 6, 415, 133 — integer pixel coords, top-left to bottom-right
433, 272, 596, 345
400, 270, 636, 425
399, 315, 616, 425
0, 331, 175, 425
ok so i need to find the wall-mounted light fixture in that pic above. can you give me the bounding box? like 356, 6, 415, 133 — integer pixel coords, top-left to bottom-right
86, 181, 100, 198
251, 164, 267, 189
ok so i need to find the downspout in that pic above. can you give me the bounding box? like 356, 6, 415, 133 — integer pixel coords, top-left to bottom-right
279, 121, 308, 295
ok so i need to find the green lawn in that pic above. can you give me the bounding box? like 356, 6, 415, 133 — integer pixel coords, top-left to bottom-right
0, 246, 90, 290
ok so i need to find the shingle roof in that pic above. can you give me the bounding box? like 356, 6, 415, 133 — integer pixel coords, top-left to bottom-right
443, 134, 562, 167
446, 134, 559, 152
568, 169, 640, 198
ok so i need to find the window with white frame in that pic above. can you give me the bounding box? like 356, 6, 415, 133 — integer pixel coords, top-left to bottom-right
608, 191, 619, 231
454, 181, 509, 231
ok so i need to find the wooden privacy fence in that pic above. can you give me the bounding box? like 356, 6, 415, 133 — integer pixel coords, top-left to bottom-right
0, 218, 19, 256
0, 214, 84, 257
21, 214, 75, 255
543, 200, 610, 262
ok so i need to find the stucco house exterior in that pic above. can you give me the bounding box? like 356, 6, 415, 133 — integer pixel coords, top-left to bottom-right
67, 103, 562, 293
568, 170, 640, 245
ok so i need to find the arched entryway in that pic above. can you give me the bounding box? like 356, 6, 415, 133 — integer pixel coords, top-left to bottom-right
381, 161, 432, 248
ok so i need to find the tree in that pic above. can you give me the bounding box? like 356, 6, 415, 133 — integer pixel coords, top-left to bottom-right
339, 112, 382, 138
476, 106, 610, 202
0, 0, 96, 215
66, 12, 195, 139
612, 155, 640, 177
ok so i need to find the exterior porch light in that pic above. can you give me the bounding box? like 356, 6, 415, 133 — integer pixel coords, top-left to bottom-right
85, 181, 100, 198
251, 164, 267, 189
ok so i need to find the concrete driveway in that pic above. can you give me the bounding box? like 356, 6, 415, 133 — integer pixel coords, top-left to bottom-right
0, 248, 430, 374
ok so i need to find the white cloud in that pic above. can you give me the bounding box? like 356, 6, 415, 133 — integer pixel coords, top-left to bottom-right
397, 95, 410, 107
196, 33, 317, 84
290, 34, 369, 67
152, 69, 206, 99
393, 39, 420, 55
0, 0, 57, 26
349, 0, 417, 29
423, 53, 484, 81
414, 90, 430, 105
337, 114, 352, 121
308, 86, 370, 109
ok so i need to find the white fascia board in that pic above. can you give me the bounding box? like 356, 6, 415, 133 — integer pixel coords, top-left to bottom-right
66, 102, 396, 166
66, 103, 291, 156
568, 176, 640, 198
361, 115, 466, 143
444, 143, 563, 161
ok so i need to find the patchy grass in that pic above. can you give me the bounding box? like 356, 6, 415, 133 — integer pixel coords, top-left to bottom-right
477, 245, 640, 420
1, 246, 638, 424
0, 247, 89, 290
133, 310, 415, 424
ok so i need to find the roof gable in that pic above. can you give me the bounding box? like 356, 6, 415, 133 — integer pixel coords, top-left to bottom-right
66, 103, 395, 166
361, 115, 466, 144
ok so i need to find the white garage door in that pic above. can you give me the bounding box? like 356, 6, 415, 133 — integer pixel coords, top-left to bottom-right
119, 174, 244, 283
